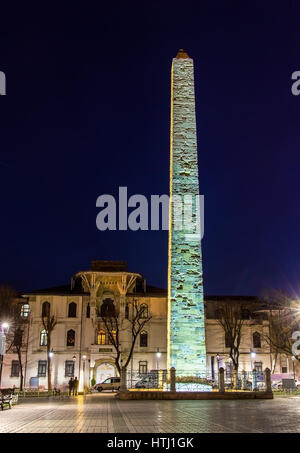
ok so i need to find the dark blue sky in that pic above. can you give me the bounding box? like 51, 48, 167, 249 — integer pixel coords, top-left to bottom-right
0, 1, 300, 296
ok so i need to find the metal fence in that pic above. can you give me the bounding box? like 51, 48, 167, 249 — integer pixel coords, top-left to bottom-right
126, 369, 269, 392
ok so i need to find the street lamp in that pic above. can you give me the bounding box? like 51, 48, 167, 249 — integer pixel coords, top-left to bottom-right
0, 322, 10, 387
49, 348, 54, 359
250, 350, 256, 371
156, 348, 161, 370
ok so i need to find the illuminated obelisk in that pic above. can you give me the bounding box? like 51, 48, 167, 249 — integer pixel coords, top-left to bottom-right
168, 49, 206, 376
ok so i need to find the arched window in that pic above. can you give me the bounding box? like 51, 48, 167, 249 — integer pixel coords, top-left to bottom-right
108, 330, 117, 345
125, 304, 129, 319
40, 329, 47, 346
68, 302, 77, 318
67, 329, 75, 347
86, 303, 90, 318
42, 301, 50, 317
100, 298, 115, 317
140, 331, 148, 347
253, 332, 261, 348
140, 304, 148, 319
97, 330, 106, 345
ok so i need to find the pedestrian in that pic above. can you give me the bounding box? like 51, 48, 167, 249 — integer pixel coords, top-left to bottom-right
68, 377, 74, 396
73, 376, 79, 396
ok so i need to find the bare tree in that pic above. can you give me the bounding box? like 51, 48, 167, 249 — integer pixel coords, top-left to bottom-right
216, 302, 250, 373
42, 307, 57, 391
262, 291, 300, 369
0, 284, 28, 390
101, 299, 151, 374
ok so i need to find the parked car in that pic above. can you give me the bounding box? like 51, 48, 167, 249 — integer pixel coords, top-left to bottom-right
272, 379, 300, 390
94, 377, 121, 392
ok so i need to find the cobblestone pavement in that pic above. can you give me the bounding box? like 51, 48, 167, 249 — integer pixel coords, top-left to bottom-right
0, 394, 300, 433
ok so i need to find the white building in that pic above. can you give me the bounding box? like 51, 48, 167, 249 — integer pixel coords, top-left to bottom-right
1, 260, 298, 390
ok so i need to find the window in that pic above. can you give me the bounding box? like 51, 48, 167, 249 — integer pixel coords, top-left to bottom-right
40, 329, 47, 346
140, 331, 148, 347
97, 330, 106, 345
42, 301, 50, 317
125, 304, 129, 319
225, 333, 231, 348
11, 360, 20, 377
68, 302, 77, 318
20, 303, 30, 317
100, 298, 115, 317
282, 366, 288, 374
253, 332, 261, 348
38, 360, 47, 377
215, 308, 224, 319
67, 329, 75, 347
108, 330, 117, 345
65, 361, 75, 377
86, 303, 90, 318
139, 361, 148, 374
254, 361, 263, 372
140, 304, 148, 318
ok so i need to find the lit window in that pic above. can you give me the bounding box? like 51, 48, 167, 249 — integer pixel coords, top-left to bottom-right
40, 329, 47, 346
108, 330, 117, 344
97, 330, 106, 345
20, 303, 30, 317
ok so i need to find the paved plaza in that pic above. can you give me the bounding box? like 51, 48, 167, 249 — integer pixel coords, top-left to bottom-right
0, 393, 300, 433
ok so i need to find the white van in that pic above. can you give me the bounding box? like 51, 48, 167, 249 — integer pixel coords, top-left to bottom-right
94, 377, 121, 392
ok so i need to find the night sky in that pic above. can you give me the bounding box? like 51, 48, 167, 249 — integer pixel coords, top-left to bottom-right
1, 1, 300, 296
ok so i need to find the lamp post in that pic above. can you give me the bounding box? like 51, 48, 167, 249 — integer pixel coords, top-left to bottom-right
82, 355, 86, 394
72, 355, 76, 377
0, 323, 9, 388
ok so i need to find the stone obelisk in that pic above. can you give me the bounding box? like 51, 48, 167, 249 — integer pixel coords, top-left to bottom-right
167, 49, 206, 376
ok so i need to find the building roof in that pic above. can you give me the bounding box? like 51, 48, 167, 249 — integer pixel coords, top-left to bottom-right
23, 284, 88, 296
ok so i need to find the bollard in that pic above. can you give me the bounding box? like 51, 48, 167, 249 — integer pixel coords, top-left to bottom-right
264, 368, 272, 393
170, 367, 176, 392
219, 367, 225, 393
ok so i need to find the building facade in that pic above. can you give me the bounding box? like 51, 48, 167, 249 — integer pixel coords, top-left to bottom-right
1, 260, 298, 390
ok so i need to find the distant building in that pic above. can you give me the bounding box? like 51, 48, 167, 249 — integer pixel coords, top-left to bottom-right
1, 260, 298, 390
